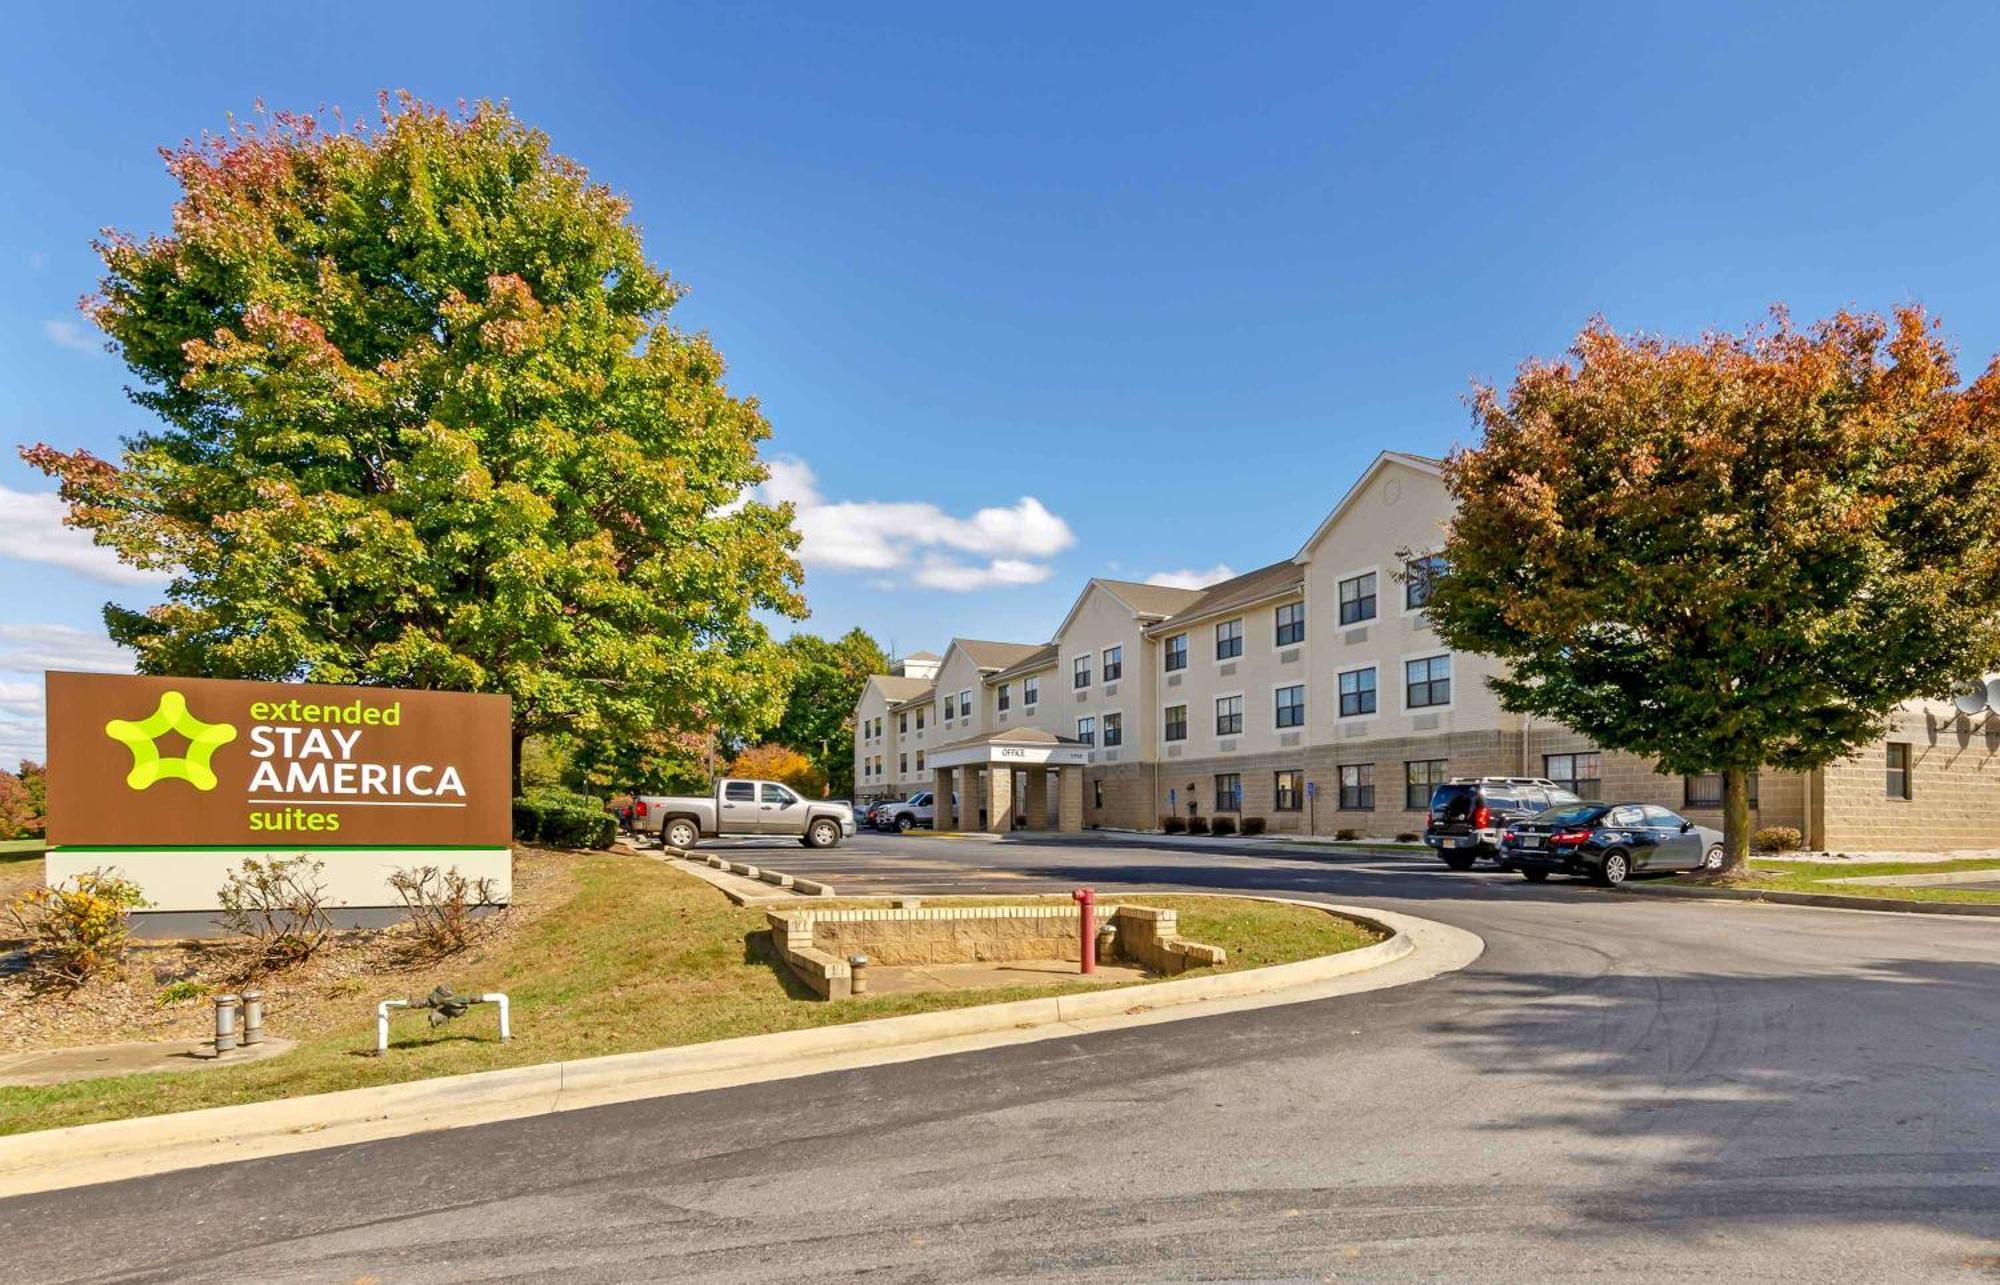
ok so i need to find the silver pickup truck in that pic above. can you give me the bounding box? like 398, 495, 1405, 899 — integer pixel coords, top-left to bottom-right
639, 778, 855, 850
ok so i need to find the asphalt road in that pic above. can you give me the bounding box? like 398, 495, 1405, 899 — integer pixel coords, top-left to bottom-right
7, 832, 2000, 1282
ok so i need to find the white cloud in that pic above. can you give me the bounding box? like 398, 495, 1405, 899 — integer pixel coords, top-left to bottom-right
1145, 563, 1238, 590
0, 625, 137, 765
910, 555, 1054, 592
757, 456, 1074, 590
0, 623, 136, 678
0, 485, 169, 587
42, 319, 102, 355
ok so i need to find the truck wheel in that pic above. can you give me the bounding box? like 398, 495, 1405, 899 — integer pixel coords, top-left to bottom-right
895, 814, 914, 833
664, 819, 699, 851
807, 819, 840, 849
1440, 853, 1475, 872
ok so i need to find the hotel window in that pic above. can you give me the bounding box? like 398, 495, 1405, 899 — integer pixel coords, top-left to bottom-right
1093, 779, 1105, 809
943, 694, 956, 720
915, 751, 925, 772
1887, 743, 1912, 799
1215, 694, 1243, 736
1164, 704, 1188, 741
997, 683, 1011, 712
899, 712, 908, 734
1683, 771, 1759, 810
1338, 572, 1377, 625
1074, 655, 1092, 689
1340, 763, 1375, 810
1165, 633, 1188, 671
1406, 555, 1446, 610
1077, 716, 1096, 747
1544, 752, 1602, 799
960, 689, 972, 718
1024, 676, 1040, 706
1214, 773, 1243, 812
1275, 684, 1306, 728
1216, 618, 1244, 660
916, 708, 926, 730
900, 754, 908, 775
1405, 655, 1451, 709
1102, 712, 1123, 747
1405, 759, 1448, 811
1275, 601, 1305, 646
1103, 645, 1123, 682
1274, 768, 1304, 812
1338, 667, 1377, 717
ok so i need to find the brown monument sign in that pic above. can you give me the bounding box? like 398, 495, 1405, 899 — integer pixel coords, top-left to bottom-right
45, 672, 512, 849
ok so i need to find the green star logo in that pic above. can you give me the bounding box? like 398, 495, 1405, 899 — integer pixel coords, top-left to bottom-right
104, 690, 239, 791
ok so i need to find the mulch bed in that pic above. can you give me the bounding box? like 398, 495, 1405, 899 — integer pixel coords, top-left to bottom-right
0, 847, 574, 1054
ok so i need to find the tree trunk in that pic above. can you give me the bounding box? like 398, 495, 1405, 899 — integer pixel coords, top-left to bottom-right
511, 729, 526, 799
1720, 765, 1752, 876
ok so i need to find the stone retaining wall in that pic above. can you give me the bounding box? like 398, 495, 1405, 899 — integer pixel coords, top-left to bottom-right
767, 903, 1227, 999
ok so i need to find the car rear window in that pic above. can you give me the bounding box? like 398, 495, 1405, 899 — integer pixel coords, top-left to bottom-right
1538, 803, 1610, 827
1430, 784, 1477, 819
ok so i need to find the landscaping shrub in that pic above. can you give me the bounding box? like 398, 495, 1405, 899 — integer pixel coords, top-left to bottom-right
388, 865, 501, 957
512, 789, 617, 849
1187, 816, 1211, 835
1752, 825, 1805, 853
1211, 816, 1237, 836
1240, 817, 1266, 836
1395, 831, 1421, 843
1336, 827, 1362, 841
5, 869, 148, 985
216, 856, 333, 969
1162, 815, 1187, 834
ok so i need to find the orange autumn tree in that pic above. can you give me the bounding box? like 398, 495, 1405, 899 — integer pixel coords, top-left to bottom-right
1425, 307, 2000, 873
726, 744, 827, 797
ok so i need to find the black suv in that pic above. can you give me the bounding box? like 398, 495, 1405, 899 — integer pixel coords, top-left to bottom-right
1423, 777, 1584, 870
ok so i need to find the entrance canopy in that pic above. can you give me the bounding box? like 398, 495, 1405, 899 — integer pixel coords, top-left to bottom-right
926, 727, 1091, 771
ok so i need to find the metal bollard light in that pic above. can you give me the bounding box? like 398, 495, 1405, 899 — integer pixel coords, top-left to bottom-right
240, 989, 265, 1046
848, 954, 871, 996
1072, 887, 1096, 975
213, 993, 241, 1054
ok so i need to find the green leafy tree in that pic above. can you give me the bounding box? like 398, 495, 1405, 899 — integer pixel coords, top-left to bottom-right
1427, 306, 2000, 872
770, 628, 888, 796
24, 97, 804, 790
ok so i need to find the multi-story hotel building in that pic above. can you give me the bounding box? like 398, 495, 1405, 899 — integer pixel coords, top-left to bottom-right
854, 452, 1995, 850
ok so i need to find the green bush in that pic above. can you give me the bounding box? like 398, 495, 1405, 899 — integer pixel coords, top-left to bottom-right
1240, 817, 1266, 836
1336, 827, 1362, 841
1395, 831, 1421, 843
1211, 816, 1237, 836
1161, 815, 1186, 834
512, 790, 617, 850
1752, 825, 1805, 853
1186, 816, 1211, 835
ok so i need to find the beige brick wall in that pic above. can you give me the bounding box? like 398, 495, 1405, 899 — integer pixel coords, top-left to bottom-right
1816, 711, 2000, 850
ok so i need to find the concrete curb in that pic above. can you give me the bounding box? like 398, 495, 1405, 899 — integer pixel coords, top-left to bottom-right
0, 902, 1477, 1198
1614, 881, 2000, 918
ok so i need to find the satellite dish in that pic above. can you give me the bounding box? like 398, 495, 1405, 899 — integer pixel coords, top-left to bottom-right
1985, 675, 2000, 712
1954, 679, 1991, 716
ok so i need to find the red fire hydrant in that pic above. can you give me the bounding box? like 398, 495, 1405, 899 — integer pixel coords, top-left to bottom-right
1073, 886, 1096, 975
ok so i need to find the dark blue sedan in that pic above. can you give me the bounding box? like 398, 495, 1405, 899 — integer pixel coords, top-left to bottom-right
1500, 801, 1724, 885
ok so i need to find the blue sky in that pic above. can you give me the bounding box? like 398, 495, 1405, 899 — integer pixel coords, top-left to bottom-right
4, 2, 1999, 761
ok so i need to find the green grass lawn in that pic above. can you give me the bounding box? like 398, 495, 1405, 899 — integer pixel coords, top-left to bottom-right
0, 853, 1377, 1136
0, 840, 45, 858
1672, 858, 2000, 905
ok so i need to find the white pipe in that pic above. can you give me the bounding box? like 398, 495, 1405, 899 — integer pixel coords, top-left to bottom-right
375, 998, 409, 1055
481, 993, 511, 1041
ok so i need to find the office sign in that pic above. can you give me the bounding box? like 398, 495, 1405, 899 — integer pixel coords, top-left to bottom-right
44, 672, 512, 916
